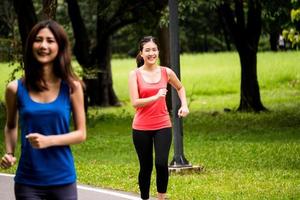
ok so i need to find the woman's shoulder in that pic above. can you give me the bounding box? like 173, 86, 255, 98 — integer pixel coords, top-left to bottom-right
129, 68, 138, 77
6, 80, 19, 94
160, 66, 173, 76
160, 66, 170, 71
69, 80, 83, 93
71, 80, 81, 88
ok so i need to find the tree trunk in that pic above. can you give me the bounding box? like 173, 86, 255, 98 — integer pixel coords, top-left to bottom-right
238, 49, 266, 112
66, 0, 91, 67
217, 7, 231, 51
13, 0, 37, 52
86, 36, 120, 106
269, 31, 278, 51
42, 0, 57, 20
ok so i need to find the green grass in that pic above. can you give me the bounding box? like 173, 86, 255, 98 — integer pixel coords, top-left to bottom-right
112, 51, 300, 102
1, 51, 300, 199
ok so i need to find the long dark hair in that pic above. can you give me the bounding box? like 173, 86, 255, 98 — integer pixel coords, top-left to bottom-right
136, 36, 159, 68
24, 19, 82, 92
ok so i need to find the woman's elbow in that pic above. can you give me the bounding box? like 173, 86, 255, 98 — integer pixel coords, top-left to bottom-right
177, 85, 185, 92
78, 130, 87, 143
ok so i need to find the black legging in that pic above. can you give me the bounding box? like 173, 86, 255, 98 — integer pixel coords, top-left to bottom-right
132, 128, 172, 200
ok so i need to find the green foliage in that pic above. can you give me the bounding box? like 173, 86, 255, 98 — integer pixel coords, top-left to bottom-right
291, 8, 300, 22
282, 0, 300, 49
282, 28, 300, 48
112, 0, 234, 54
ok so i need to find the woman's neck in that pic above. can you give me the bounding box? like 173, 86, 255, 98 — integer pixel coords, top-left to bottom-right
142, 64, 159, 71
41, 63, 59, 83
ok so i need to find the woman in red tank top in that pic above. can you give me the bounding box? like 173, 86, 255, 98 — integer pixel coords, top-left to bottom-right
128, 36, 189, 200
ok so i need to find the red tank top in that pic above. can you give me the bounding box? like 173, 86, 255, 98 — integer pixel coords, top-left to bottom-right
132, 67, 172, 130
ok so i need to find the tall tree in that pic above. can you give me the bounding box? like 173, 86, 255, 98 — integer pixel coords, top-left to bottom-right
66, 0, 166, 106
217, 0, 266, 112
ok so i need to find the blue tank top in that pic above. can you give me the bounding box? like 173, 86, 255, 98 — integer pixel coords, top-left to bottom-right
15, 79, 76, 186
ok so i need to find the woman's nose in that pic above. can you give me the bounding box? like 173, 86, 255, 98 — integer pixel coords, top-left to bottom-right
40, 40, 48, 49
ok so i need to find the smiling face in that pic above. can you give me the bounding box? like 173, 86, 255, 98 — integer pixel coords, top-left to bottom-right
140, 40, 159, 66
32, 27, 59, 65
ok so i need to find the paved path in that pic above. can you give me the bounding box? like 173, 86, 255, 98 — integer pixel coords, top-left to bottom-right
0, 173, 155, 200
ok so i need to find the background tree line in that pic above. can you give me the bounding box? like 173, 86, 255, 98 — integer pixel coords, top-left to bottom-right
0, 0, 297, 112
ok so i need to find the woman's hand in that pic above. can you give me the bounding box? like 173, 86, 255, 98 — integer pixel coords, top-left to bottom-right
178, 105, 189, 117
0, 153, 17, 169
156, 88, 168, 99
26, 133, 52, 149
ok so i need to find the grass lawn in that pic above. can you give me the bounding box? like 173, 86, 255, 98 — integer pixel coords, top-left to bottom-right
1, 51, 300, 199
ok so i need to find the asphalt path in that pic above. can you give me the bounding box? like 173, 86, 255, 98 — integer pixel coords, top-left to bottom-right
0, 173, 155, 200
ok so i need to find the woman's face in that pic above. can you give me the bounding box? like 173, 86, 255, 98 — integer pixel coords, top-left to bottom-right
32, 27, 59, 65
140, 41, 159, 66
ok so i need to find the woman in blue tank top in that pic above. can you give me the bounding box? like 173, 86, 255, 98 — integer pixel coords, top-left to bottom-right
0, 20, 86, 200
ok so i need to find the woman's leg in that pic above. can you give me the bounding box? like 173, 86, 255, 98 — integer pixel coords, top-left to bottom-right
154, 128, 172, 198
133, 129, 154, 200
15, 183, 47, 200
48, 182, 77, 200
